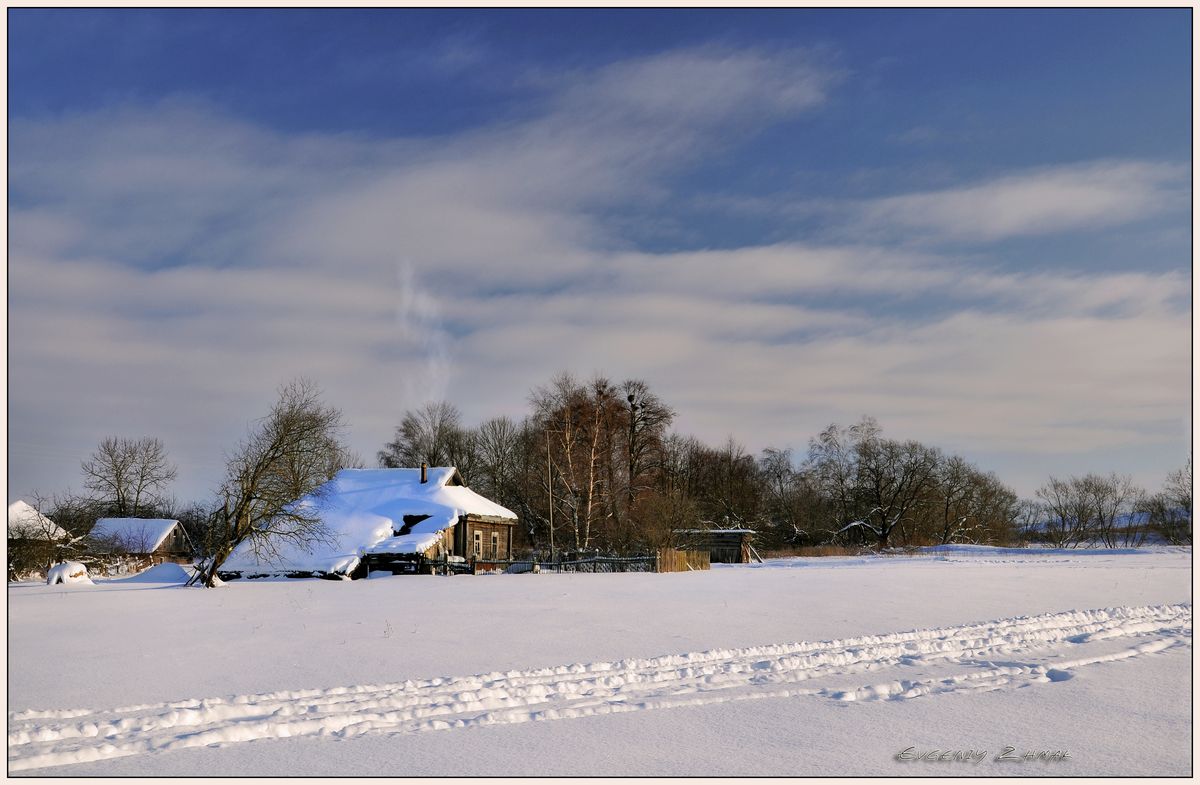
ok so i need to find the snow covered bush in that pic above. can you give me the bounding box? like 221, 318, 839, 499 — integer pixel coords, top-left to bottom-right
46, 561, 93, 585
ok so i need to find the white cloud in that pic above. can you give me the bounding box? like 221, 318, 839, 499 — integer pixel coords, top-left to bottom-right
860, 161, 1186, 241
554, 47, 833, 129
6, 47, 1189, 501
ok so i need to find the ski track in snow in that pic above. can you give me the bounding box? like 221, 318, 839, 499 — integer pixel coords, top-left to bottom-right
8, 604, 1190, 772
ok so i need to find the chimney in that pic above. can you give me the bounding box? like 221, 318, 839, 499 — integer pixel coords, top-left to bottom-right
420, 462, 428, 484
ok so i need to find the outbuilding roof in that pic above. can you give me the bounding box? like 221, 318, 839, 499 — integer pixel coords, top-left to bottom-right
90, 518, 183, 552
7, 500, 69, 540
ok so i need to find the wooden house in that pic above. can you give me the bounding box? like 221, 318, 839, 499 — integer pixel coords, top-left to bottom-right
88, 518, 193, 564
220, 465, 519, 579
673, 528, 758, 564
362, 465, 519, 574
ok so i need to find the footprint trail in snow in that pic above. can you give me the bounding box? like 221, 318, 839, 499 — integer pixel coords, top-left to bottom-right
8, 603, 1190, 772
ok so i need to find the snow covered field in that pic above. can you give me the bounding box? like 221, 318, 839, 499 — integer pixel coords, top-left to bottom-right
7, 547, 1192, 776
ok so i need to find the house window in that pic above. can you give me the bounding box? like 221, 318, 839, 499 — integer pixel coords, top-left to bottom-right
473, 531, 482, 558
491, 532, 499, 559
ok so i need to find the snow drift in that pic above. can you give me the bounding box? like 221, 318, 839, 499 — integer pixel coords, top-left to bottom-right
118, 563, 192, 584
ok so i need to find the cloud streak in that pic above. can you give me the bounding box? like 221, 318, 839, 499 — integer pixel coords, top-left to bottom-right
7, 46, 1189, 501
860, 160, 1186, 242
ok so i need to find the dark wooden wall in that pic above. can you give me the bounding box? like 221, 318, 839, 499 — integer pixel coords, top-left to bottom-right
465, 519, 515, 560
151, 525, 191, 557
676, 532, 753, 563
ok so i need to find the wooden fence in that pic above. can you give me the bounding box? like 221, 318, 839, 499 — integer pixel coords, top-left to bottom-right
537, 555, 656, 573
223, 550, 709, 582
656, 547, 711, 572
470, 549, 710, 575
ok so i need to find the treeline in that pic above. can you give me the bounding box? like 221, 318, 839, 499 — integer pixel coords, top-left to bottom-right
14, 372, 1192, 580
1032, 467, 1192, 548
372, 372, 1192, 553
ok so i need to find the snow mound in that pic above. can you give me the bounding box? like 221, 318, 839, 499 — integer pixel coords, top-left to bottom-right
117, 563, 192, 584
46, 562, 93, 585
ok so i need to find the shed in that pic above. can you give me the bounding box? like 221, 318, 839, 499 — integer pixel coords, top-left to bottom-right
220, 465, 518, 579
88, 518, 193, 563
673, 528, 759, 564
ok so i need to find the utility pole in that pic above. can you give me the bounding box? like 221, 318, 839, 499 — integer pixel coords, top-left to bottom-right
546, 428, 555, 564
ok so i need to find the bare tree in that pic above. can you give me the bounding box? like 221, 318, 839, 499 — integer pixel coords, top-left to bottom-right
503, 418, 554, 552
855, 436, 941, 548
1164, 459, 1193, 512
378, 401, 466, 469
1083, 473, 1142, 548
471, 416, 521, 503
759, 448, 799, 544
964, 470, 1020, 545
620, 379, 675, 508
1034, 473, 1143, 548
696, 437, 762, 529
633, 487, 698, 550
1035, 476, 1093, 547
191, 379, 353, 587
1014, 498, 1047, 544
931, 455, 978, 545
807, 418, 940, 548
927, 458, 1018, 546
805, 421, 866, 543
1147, 459, 1192, 544
81, 436, 177, 517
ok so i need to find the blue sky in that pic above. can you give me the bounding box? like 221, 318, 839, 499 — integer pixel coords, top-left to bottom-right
7, 8, 1191, 502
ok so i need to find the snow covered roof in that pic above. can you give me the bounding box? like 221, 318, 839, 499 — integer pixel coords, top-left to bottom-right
90, 518, 182, 552
333, 467, 518, 521
7, 501, 68, 540
222, 467, 517, 575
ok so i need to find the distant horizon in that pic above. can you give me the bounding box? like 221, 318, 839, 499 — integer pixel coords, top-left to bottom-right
7, 8, 1191, 504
